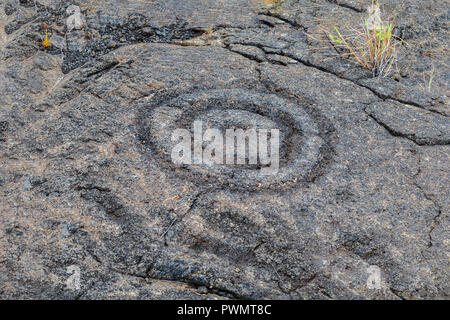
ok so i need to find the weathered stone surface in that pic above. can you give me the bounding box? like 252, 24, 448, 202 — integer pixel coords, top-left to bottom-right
0, 0, 448, 300
366, 101, 450, 146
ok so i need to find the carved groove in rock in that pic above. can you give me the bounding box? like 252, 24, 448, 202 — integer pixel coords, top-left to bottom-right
138, 88, 335, 190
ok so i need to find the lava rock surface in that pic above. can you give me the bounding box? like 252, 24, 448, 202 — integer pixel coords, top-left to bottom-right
0, 0, 448, 299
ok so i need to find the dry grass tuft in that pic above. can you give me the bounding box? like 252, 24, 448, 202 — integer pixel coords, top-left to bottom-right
327, 1, 398, 77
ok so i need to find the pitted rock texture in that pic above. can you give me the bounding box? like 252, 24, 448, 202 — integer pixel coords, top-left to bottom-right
0, 0, 449, 300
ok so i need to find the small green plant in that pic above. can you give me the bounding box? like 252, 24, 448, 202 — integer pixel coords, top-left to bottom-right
328, 1, 398, 77
205, 25, 213, 35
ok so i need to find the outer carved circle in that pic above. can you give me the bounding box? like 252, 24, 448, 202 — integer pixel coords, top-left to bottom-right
139, 88, 333, 190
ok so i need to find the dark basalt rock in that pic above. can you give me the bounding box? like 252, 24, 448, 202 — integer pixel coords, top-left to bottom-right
0, 0, 448, 300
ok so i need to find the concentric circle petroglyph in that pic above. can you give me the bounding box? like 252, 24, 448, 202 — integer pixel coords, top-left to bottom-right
138, 88, 335, 190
